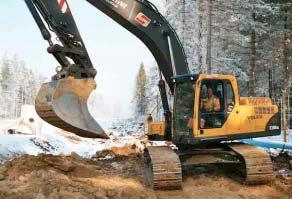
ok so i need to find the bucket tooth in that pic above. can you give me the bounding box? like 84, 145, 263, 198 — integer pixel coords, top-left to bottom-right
35, 77, 108, 139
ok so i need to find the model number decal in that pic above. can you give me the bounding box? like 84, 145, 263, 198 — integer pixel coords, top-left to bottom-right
135, 12, 151, 27
247, 115, 263, 120
105, 0, 127, 9
269, 125, 280, 130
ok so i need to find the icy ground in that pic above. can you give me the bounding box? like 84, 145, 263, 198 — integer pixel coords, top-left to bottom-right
0, 115, 146, 164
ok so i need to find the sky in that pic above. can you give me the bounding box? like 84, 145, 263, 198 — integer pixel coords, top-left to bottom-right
0, 0, 162, 119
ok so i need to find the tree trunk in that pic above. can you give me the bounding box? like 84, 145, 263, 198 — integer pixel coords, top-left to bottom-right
282, 5, 291, 141
282, 32, 289, 142
206, 0, 212, 74
249, 13, 256, 96
196, 0, 203, 73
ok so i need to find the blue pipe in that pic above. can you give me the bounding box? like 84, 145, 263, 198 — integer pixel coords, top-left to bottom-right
241, 139, 292, 150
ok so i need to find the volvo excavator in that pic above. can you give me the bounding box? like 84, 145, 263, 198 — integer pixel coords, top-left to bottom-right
24, 0, 281, 190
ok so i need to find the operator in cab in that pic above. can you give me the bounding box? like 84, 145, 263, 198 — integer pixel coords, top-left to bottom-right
201, 88, 221, 112
200, 87, 221, 128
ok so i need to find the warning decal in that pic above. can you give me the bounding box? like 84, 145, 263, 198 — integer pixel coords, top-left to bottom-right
135, 13, 151, 27
57, 0, 70, 13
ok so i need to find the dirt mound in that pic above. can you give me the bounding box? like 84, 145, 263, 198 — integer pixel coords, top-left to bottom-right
1, 149, 292, 199
0, 151, 154, 199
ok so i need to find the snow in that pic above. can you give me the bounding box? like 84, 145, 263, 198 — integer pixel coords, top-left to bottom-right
0, 135, 41, 163
0, 105, 39, 135
0, 122, 145, 164
0, 119, 21, 134
0, 106, 146, 164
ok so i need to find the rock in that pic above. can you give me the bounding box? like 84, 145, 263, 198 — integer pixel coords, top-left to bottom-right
18, 176, 26, 182
96, 150, 115, 159
4, 161, 12, 168
106, 189, 117, 197
0, 167, 6, 181
44, 157, 75, 172
71, 152, 82, 161
104, 154, 115, 160
88, 165, 101, 170
0, 174, 5, 181
95, 191, 107, 199
59, 153, 66, 157
111, 162, 120, 170
0, 167, 4, 173
54, 163, 75, 172
36, 191, 47, 199
107, 188, 122, 198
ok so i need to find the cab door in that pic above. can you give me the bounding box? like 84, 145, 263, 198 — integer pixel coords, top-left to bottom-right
196, 79, 240, 138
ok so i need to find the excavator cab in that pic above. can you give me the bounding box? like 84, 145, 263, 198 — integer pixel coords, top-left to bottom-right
149, 74, 281, 145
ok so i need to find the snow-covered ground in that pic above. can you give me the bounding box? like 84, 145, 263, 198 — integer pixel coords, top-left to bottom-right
0, 106, 146, 164
0, 122, 145, 164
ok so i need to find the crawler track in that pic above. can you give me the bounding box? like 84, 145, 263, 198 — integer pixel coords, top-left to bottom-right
146, 146, 182, 190
228, 143, 275, 184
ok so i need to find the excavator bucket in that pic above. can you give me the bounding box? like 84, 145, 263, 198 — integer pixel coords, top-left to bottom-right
35, 77, 108, 139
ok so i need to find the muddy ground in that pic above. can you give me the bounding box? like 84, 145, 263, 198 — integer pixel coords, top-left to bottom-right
0, 146, 292, 199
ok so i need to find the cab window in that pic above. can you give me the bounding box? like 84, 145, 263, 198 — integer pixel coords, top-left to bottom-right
173, 82, 195, 132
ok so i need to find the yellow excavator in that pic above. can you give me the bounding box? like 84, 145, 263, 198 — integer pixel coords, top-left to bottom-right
25, 0, 281, 189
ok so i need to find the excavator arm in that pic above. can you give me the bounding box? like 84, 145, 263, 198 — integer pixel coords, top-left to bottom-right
24, 0, 97, 80
24, 0, 189, 139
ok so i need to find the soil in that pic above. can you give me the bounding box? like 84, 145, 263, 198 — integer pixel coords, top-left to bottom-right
0, 146, 291, 199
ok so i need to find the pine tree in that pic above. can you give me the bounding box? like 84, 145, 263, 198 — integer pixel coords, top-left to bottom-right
133, 63, 148, 117
1, 56, 15, 118
0, 55, 43, 118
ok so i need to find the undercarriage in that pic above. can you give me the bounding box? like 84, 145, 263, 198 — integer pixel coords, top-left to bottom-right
145, 142, 275, 190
